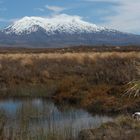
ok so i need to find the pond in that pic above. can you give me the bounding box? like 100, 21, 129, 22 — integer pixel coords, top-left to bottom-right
0, 98, 113, 140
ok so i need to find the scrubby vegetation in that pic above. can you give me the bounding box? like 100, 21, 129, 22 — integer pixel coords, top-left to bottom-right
79, 116, 140, 140
0, 49, 140, 113
0, 47, 140, 140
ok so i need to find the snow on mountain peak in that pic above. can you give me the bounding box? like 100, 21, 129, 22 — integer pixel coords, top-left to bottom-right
4, 14, 106, 35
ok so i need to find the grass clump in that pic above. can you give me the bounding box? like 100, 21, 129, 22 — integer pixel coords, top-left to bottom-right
124, 80, 140, 97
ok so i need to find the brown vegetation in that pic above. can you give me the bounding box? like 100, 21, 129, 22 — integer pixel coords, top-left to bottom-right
0, 49, 140, 113
78, 116, 140, 140
0, 45, 140, 54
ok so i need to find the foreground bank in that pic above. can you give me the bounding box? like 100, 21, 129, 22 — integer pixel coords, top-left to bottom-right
79, 116, 140, 140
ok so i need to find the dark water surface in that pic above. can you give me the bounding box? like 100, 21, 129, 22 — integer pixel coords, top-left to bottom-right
0, 98, 113, 139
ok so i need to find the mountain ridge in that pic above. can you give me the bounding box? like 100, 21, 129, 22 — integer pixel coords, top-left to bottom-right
0, 14, 140, 47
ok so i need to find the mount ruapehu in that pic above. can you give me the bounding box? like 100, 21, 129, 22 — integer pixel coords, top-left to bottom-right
0, 14, 140, 47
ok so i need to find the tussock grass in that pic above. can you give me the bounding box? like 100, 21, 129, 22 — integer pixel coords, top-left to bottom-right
0, 52, 139, 112
124, 80, 140, 97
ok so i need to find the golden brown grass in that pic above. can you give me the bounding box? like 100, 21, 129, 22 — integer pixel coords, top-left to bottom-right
0, 51, 139, 113
0, 51, 139, 60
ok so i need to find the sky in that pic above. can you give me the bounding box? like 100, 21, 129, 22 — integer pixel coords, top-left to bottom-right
0, 0, 140, 34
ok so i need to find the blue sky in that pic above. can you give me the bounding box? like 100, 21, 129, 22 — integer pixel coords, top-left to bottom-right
0, 0, 140, 34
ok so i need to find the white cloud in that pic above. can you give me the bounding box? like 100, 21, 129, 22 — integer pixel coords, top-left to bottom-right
45, 5, 65, 13
34, 8, 45, 12
84, 0, 140, 33
98, 0, 140, 33
35, 5, 65, 14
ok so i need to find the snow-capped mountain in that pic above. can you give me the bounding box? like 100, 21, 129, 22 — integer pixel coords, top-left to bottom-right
0, 14, 140, 47
3, 15, 107, 35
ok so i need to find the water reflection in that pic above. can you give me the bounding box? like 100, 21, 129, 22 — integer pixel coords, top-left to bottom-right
0, 98, 113, 139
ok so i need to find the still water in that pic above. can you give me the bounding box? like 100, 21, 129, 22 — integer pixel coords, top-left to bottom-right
0, 98, 113, 139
